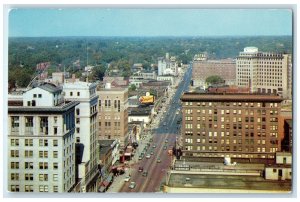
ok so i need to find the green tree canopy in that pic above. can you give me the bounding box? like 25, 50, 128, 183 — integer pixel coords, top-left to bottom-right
205, 75, 224, 85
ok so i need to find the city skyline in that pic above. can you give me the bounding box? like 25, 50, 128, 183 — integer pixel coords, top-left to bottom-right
8, 8, 292, 37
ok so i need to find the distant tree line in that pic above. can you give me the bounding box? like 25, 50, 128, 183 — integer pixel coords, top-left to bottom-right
8, 36, 292, 88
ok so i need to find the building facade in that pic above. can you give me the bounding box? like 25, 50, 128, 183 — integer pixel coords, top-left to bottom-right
180, 92, 283, 160
8, 84, 78, 192
63, 81, 99, 192
191, 59, 236, 88
236, 47, 292, 99
97, 86, 129, 148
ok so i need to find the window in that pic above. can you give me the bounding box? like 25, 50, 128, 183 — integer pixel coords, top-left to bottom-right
39, 174, 48, 181
39, 139, 48, 146
39, 151, 48, 158
33, 94, 37, 98
25, 139, 33, 146
53, 162, 58, 170
11, 150, 19, 157
53, 174, 58, 181
39, 162, 48, 170
53, 186, 58, 192
77, 92, 80, 96
25, 173, 34, 181
53, 140, 58, 146
11, 185, 20, 192
11, 173, 19, 181
25, 185, 33, 192
53, 151, 58, 158
38, 94, 42, 98
11, 116, 20, 129
10, 139, 19, 146
70, 92, 73, 96
76, 118, 80, 124
76, 108, 80, 115
25, 150, 33, 158
39, 185, 48, 192
24, 162, 33, 170
54, 127, 58, 135
11, 162, 19, 169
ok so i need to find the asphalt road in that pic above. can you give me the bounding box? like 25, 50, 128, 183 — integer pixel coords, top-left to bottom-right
119, 65, 193, 193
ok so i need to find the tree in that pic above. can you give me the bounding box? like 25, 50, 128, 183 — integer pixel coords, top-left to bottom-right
129, 84, 137, 91
205, 75, 224, 85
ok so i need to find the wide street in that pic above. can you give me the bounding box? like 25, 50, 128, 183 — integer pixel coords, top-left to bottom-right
119, 64, 193, 192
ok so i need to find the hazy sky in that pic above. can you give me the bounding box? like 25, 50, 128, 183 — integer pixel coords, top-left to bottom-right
8, 8, 292, 37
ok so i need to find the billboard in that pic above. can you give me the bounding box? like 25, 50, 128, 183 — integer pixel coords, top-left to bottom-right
139, 95, 154, 104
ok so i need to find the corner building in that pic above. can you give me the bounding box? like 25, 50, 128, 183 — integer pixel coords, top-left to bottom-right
8, 84, 78, 192
180, 92, 283, 160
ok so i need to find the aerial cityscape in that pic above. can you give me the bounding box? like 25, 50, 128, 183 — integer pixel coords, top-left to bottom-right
6, 8, 293, 194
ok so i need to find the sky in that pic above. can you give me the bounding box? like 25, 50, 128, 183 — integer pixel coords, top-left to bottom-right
8, 8, 293, 37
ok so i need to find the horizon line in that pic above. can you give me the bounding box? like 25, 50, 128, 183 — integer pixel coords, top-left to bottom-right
8, 35, 293, 38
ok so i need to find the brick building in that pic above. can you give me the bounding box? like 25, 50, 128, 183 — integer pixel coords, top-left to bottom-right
180, 92, 283, 160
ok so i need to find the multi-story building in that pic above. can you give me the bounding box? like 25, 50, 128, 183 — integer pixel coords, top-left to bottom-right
158, 53, 178, 76
191, 59, 236, 88
236, 47, 292, 99
63, 81, 99, 192
8, 83, 78, 192
180, 92, 283, 160
97, 85, 129, 148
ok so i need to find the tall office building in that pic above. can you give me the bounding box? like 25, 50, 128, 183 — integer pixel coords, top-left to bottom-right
180, 92, 283, 160
97, 85, 129, 148
63, 81, 99, 192
8, 84, 78, 192
236, 47, 292, 99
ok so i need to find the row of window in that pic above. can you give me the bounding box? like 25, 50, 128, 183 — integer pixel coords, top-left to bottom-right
10, 139, 59, 147
10, 150, 59, 158
184, 131, 278, 138
10, 162, 59, 169
184, 145, 278, 152
10, 185, 59, 192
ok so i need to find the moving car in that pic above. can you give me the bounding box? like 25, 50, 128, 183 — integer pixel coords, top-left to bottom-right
138, 167, 143, 172
146, 154, 151, 159
163, 146, 167, 150
129, 182, 136, 189
157, 158, 161, 163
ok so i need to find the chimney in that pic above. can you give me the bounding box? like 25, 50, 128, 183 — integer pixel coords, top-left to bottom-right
72, 74, 76, 83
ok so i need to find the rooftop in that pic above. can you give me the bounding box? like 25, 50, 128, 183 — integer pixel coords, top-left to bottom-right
181, 92, 283, 102
38, 83, 62, 94
64, 81, 97, 89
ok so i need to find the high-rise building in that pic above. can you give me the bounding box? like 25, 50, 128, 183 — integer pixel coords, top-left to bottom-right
158, 53, 178, 76
8, 83, 79, 192
63, 81, 99, 192
97, 85, 129, 148
236, 47, 292, 99
180, 92, 283, 160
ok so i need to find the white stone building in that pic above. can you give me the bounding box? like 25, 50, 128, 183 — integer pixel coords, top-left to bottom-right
236, 47, 292, 99
63, 81, 99, 192
8, 83, 78, 192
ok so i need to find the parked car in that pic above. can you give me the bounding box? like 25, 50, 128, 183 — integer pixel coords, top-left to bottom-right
142, 171, 148, 177
129, 182, 136, 189
146, 154, 151, 159
124, 176, 131, 182
138, 167, 143, 172
163, 145, 167, 150
157, 158, 161, 163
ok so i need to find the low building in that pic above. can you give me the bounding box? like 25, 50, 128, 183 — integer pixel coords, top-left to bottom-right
265, 152, 292, 180
128, 106, 154, 128
157, 75, 175, 86
164, 159, 291, 193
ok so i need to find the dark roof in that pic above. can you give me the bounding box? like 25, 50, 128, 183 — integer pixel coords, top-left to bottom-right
8, 101, 79, 114
181, 92, 283, 102
38, 83, 62, 93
